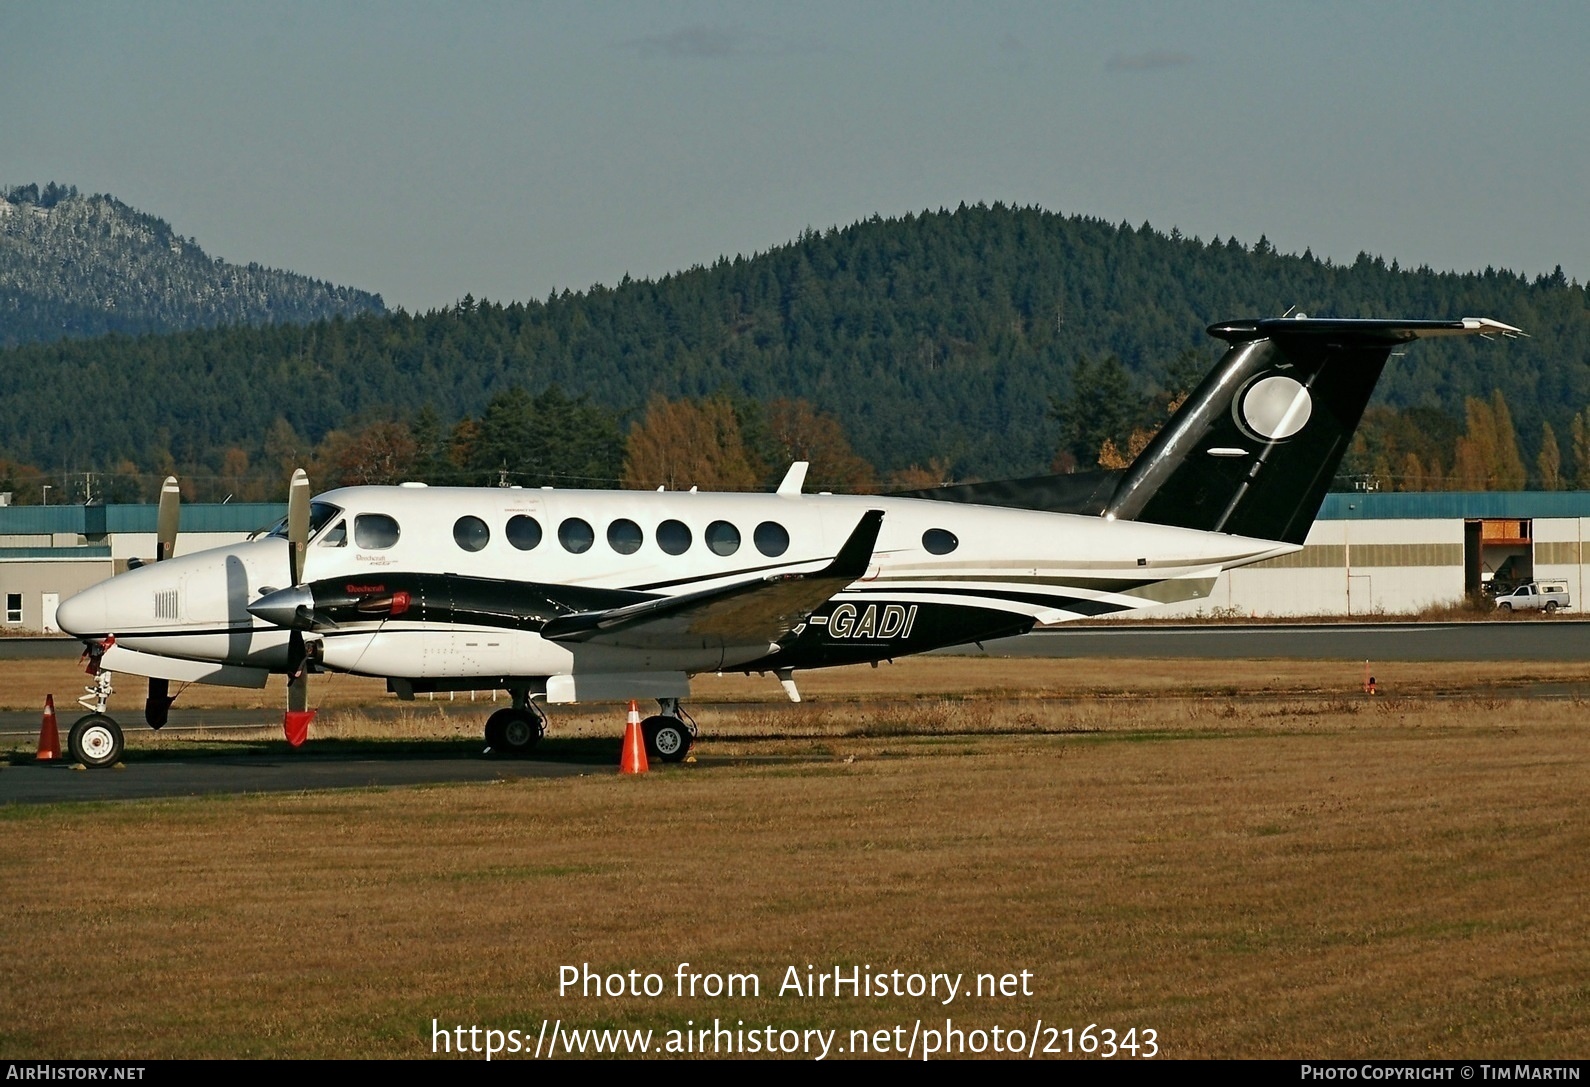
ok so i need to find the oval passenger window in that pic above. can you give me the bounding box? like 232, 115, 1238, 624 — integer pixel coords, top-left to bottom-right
656, 519, 692, 555
506, 515, 542, 551
754, 521, 790, 557
923, 529, 958, 555
559, 517, 595, 554
608, 519, 643, 555
453, 516, 490, 552
705, 520, 741, 557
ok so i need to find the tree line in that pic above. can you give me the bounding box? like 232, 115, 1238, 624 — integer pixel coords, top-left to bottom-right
2, 203, 1587, 500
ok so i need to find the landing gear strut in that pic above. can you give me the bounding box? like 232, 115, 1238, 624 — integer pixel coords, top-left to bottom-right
641, 697, 695, 763
69, 649, 125, 768
485, 688, 546, 757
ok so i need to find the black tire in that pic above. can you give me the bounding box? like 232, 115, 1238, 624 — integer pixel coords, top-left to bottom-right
1499, 602, 1512, 612
484, 709, 510, 749
642, 715, 692, 763
488, 708, 542, 757
1546, 601, 1559, 614
68, 714, 124, 768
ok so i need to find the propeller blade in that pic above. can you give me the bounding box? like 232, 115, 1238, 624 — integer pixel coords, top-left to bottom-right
281, 469, 316, 746
155, 476, 180, 562
287, 468, 310, 587
283, 628, 314, 745
148, 475, 182, 725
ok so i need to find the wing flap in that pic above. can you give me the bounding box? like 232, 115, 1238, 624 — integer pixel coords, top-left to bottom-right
541, 510, 884, 649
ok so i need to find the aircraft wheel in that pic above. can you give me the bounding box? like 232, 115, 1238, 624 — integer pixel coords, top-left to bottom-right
494, 710, 543, 757
643, 715, 692, 763
484, 708, 511, 750
69, 714, 124, 768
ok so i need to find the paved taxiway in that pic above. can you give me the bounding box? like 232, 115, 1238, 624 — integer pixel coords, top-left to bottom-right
0, 752, 594, 805
10, 620, 1590, 666
963, 619, 1590, 661
6, 620, 1585, 804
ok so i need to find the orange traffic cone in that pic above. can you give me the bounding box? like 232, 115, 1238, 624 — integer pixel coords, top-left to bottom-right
620, 700, 649, 775
36, 694, 62, 761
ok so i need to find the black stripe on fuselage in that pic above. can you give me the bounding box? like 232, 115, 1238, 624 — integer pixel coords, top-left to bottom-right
838, 585, 1130, 617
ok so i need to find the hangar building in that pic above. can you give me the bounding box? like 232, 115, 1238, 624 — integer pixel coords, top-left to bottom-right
1156, 491, 1590, 618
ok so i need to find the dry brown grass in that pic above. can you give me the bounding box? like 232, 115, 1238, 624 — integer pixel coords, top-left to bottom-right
2, 656, 1588, 1060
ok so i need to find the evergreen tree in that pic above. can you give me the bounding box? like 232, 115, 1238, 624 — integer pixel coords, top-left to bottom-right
1536, 422, 1563, 490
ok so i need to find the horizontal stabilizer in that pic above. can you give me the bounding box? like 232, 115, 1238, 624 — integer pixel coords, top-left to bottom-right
542, 510, 884, 649
1208, 316, 1523, 344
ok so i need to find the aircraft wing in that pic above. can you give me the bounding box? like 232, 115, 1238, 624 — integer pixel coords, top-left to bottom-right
540, 510, 883, 649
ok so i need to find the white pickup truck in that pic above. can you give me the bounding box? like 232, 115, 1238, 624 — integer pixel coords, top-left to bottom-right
1493, 580, 1571, 613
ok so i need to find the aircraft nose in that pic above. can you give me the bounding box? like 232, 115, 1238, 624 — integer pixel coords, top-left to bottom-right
55, 585, 108, 638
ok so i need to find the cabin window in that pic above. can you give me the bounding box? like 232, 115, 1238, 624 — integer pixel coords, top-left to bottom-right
353, 514, 400, 550
656, 519, 692, 555
4, 593, 20, 624
559, 517, 595, 554
453, 516, 490, 552
607, 519, 643, 555
705, 520, 741, 557
923, 528, 959, 555
506, 515, 542, 551
754, 521, 790, 557
318, 520, 347, 547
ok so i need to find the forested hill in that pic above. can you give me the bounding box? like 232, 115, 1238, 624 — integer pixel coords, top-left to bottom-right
0, 183, 384, 346
1, 202, 1586, 485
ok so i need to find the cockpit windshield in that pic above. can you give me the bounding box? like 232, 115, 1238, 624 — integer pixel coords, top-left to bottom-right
257, 501, 344, 541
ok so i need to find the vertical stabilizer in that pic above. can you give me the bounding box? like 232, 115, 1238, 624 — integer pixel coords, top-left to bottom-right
1105, 317, 1519, 544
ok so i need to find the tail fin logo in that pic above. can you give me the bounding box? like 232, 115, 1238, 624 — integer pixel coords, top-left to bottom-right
1237, 374, 1312, 442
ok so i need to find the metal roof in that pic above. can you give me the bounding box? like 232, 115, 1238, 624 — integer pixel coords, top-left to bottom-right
1318, 491, 1590, 520
0, 502, 284, 535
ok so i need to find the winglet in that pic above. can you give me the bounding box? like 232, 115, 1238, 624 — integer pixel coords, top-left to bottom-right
777, 461, 810, 495
821, 510, 884, 581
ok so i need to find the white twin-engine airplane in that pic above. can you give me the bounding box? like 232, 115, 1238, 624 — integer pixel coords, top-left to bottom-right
54, 316, 1518, 767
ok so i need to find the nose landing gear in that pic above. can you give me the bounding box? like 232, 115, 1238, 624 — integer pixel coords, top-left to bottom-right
69, 657, 124, 768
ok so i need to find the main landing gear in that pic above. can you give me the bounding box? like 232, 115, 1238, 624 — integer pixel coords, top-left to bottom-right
482, 694, 696, 763
484, 688, 546, 757
641, 698, 695, 764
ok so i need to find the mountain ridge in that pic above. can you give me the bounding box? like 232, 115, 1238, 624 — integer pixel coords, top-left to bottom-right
0, 182, 385, 346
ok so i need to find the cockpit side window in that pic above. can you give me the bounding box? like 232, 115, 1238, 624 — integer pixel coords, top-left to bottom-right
354, 513, 401, 550
264, 502, 344, 541
319, 519, 348, 547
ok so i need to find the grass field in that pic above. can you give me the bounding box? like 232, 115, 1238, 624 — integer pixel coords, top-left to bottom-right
2, 656, 1587, 1059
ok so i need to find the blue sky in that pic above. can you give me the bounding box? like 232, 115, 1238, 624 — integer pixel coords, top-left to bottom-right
6, 1, 1586, 311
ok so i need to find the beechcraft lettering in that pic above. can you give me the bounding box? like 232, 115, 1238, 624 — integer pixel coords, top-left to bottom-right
52, 316, 1519, 768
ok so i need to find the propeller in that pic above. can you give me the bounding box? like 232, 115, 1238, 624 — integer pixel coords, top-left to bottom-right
282, 469, 316, 746
145, 476, 181, 728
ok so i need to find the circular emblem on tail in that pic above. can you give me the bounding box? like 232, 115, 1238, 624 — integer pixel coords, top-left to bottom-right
1237, 375, 1312, 441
